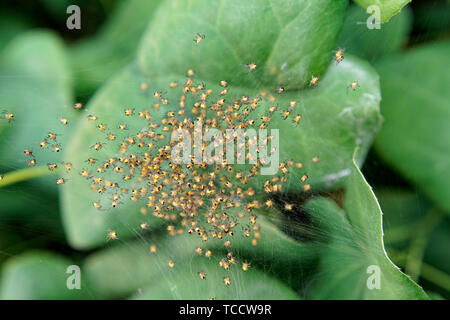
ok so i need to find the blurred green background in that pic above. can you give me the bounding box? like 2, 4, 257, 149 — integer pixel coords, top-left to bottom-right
0, 0, 448, 300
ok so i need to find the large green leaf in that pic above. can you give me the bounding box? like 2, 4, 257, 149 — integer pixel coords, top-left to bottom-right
338, 4, 412, 62
375, 41, 450, 213
0, 251, 90, 299
305, 159, 428, 299
0, 31, 75, 188
61, 63, 166, 249
138, 0, 349, 89
353, 0, 411, 23
83, 215, 315, 298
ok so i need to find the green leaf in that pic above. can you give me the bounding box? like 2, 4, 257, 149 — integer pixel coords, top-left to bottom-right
130, 256, 299, 300
338, 4, 412, 62
0, 11, 31, 52
138, 0, 349, 89
353, 0, 411, 23
305, 159, 428, 299
0, 251, 90, 299
83, 216, 315, 298
0, 31, 75, 188
71, 0, 164, 95
61, 63, 166, 249
374, 41, 450, 213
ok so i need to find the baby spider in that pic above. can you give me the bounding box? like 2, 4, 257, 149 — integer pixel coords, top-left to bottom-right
86, 157, 97, 165
140, 82, 148, 91
93, 201, 103, 210
194, 33, 206, 44
198, 272, 207, 280
140, 222, 148, 229
223, 276, 231, 286
154, 91, 164, 99
62, 162, 73, 171
73, 103, 83, 110
40, 139, 48, 148
284, 203, 293, 211
281, 109, 290, 120
52, 144, 62, 153
335, 47, 345, 58
242, 262, 251, 271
